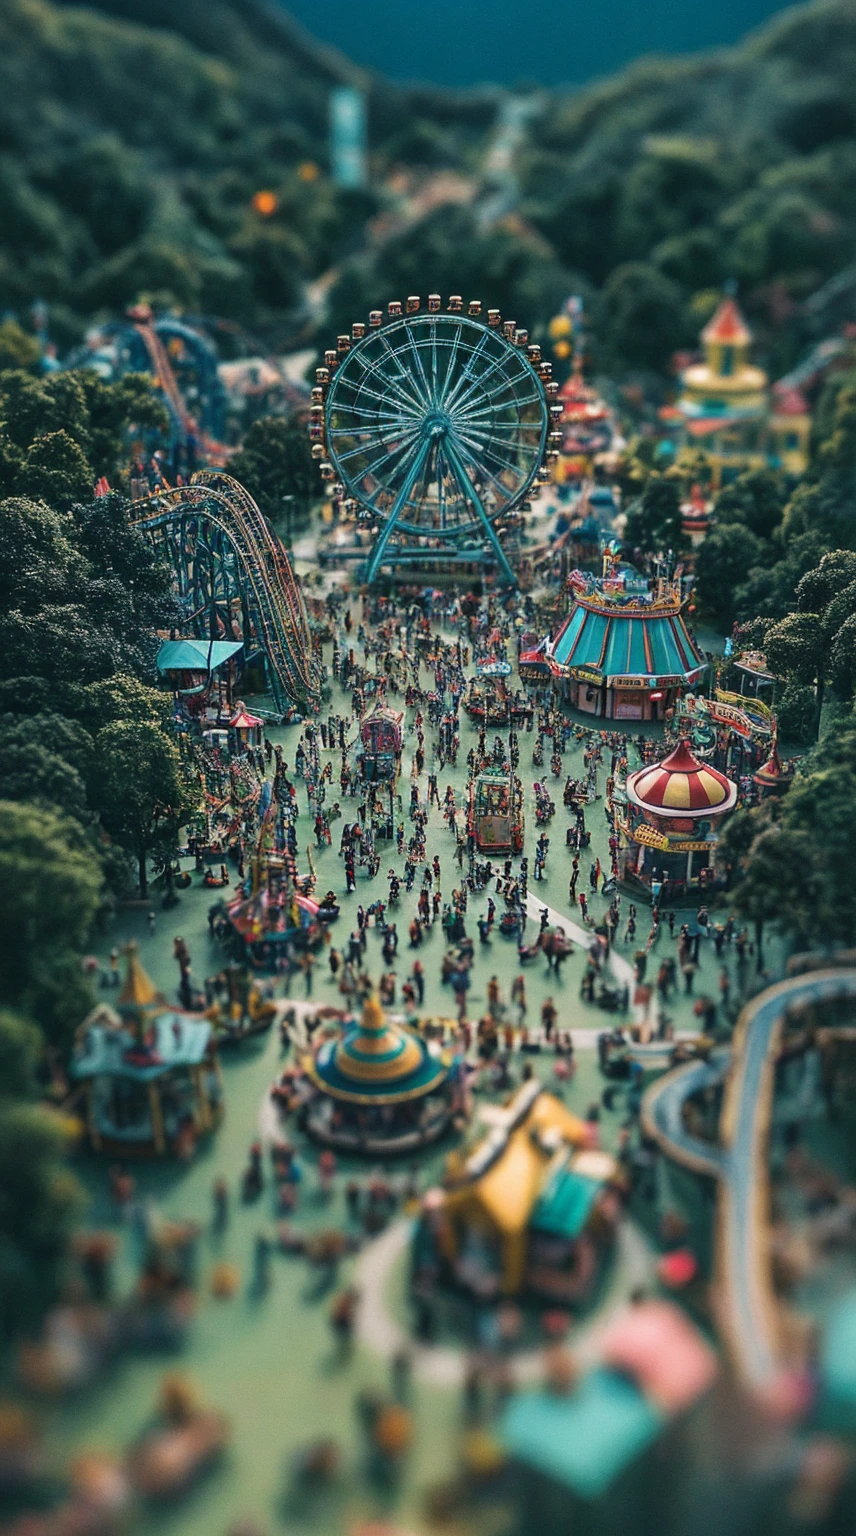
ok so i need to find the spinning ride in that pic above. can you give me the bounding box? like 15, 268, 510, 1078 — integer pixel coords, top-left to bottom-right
131, 471, 320, 716
313, 296, 556, 586
302, 995, 460, 1154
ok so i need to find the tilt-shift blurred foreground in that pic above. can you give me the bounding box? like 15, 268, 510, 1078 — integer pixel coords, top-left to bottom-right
4, 4, 856, 1536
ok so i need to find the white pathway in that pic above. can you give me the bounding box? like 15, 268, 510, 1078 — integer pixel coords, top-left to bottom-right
524, 892, 659, 1032
354, 1214, 656, 1387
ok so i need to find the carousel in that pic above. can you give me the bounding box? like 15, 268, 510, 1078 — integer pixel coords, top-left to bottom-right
225, 783, 327, 968
301, 995, 463, 1155
620, 740, 737, 903
71, 947, 223, 1158
227, 852, 323, 968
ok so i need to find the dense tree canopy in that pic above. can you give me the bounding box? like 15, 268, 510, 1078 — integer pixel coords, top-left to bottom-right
229, 413, 319, 528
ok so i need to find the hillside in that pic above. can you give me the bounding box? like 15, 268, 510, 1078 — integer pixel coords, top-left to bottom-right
0, 0, 496, 344
2, 0, 856, 373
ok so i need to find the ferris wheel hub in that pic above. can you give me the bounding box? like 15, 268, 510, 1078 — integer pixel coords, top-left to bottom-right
425, 413, 450, 438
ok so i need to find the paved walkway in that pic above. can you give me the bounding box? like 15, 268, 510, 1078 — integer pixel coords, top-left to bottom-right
354, 1214, 656, 1386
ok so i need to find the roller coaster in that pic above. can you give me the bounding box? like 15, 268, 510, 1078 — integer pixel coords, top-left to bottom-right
131, 471, 320, 716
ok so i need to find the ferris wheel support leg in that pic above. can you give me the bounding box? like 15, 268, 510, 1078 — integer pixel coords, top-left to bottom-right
364, 437, 434, 586
444, 440, 517, 589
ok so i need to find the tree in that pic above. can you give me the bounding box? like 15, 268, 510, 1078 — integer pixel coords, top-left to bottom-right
694, 524, 763, 629
0, 741, 89, 824
623, 473, 683, 554
64, 674, 171, 733
0, 801, 101, 1048
0, 319, 40, 374
88, 721, 191, 897
0, 497, 85, 613
19, 429, 93, 506
596, 263, 691, 373
713, 469, 787, 542
0, 1098, 85, 1336
229, 413, 320, 528
765, 612, 826, 737
732, 825, 816, 970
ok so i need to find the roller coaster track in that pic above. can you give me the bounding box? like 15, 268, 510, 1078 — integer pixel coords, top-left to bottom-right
131, 471, 320, 715
642, 968, 856, 1388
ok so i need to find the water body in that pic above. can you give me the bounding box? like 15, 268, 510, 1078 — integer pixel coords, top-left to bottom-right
282, 0, 789, 88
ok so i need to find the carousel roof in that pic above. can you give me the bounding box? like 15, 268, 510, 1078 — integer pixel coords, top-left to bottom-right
549, 593, 706, 685
73, 948, 211, 1082
626, 741, 737, 820
306, 995, 448, 1106
753, 740, 795, 790
701, 297, 751, 346
230, 704, 263, 729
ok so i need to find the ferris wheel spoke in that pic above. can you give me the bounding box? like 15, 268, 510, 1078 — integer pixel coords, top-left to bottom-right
403, 327, 434, 410
447, 350, 527, 415
328, 398, 420, 427
442, 435, 517, 586
442, 333, 492, 412
455, 384, 542, 425
369, 339, 428, 416
338, 428, 422, 477
334, 372, 423, 422
452, 431, 525, 500
364, 432, 434, 584
436, 323, 463, 408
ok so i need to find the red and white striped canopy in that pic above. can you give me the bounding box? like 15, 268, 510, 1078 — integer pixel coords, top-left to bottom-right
626, 740, 737, 819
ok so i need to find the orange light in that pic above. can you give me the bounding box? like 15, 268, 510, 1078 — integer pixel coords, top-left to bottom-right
548, 314, 573, 340
252, 190, 278, 217
298, 161, 319, 182
553, 339, 572, 359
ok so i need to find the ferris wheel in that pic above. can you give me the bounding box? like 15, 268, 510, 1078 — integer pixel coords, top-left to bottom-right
311, 295, 560, 586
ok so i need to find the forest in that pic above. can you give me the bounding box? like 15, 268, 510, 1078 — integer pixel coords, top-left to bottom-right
1, 0, 854, 374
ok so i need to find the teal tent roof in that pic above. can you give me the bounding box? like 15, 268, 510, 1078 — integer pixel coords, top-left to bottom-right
157, 639, 243, 673
551, 599, 705, 683
72, 1013, 212, 1082
531, 1165, 601, 1240
501, 1370, 663, 1497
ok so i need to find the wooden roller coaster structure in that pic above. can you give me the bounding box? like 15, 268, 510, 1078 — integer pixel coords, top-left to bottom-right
131, 471, 320, 716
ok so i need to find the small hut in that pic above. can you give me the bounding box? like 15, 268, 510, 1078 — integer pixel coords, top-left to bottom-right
229, 702, 263, 752
71, 947, 222, 1157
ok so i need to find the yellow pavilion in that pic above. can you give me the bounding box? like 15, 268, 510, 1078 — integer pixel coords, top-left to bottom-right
676, 297, 809, 486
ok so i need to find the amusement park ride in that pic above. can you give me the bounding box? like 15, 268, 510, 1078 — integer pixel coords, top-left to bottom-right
131, 471, 321, 717
71, 304, 228, 463
312, 295, 559, 587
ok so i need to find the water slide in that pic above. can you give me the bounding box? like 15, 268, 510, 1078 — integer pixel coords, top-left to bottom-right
642, 968, 856, 1386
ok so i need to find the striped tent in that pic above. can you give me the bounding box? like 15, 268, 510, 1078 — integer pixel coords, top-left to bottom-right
550, 597, 706, 686
626, 741, 737, 820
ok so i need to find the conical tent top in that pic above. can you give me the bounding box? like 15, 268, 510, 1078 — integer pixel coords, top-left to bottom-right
118, 943, 164, 1013
360, 994, 386, 1035
626, 738, 738, 818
